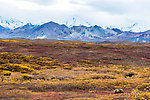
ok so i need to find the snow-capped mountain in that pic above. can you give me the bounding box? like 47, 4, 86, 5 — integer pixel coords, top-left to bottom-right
30, 21, 71, 39
0, 16, 25, 29
66, 25, 118, 41
0, 18, 149, 42
10, 21, 71, 39
10, 23, 37, 38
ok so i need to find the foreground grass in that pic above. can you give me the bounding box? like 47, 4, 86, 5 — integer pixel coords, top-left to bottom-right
0, 39, 150, 99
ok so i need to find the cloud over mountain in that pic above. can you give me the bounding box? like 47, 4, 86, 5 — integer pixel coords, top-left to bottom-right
0, 0, 150, 32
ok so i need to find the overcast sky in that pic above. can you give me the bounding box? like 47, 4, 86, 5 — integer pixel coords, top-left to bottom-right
0, 0, 150, 31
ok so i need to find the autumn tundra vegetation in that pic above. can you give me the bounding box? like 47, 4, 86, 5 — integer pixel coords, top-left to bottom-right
0, 38, 150, 100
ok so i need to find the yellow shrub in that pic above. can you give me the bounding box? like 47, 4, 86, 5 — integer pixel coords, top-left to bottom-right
21, 74, 33, 80
130, 89, 150, 100
0, 40, 19, 42
63, 64, 72, 70
0, 70, 11, 76
79, 60, 92, 64
2, 64, 34, 73
136, 83, 150, 91
54, 42, 65, 44
86, 43, 94, 45
51, 66, 59, 69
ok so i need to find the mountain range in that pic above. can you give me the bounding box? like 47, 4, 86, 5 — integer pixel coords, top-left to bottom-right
0, 16, 149, 42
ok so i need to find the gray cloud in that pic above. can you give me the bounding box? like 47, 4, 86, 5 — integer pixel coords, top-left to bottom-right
85, 1, 129, 14
0, 0, 150, 31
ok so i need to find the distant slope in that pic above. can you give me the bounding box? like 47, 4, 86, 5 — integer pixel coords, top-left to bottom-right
10, 23, 38, 38
0, 25, 11, 38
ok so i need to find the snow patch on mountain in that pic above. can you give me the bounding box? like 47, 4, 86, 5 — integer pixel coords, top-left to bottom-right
109, 22, 144, 32
0, 16, 25, 29
37, 35, 47, 39
65, 15, 91, 27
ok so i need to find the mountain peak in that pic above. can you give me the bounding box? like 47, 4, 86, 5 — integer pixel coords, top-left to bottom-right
93, 25, 101, 28
24, 23, 34, 27
47, 21, 58, 24
26, 23, 32, 25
